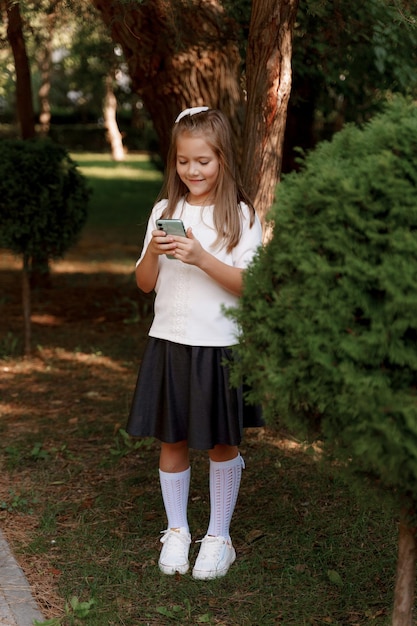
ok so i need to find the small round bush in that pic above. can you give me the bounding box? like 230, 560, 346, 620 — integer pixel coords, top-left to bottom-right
231, 97, 417, 496
0, 138, 90, 261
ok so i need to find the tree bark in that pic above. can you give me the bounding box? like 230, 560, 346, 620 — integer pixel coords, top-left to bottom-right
38, 44, 52, 136
4, 0, 36, 139
242, 0, 299, 236
91, 0, 243, 162
392, 511, 416, 626
103, 74, 125, 161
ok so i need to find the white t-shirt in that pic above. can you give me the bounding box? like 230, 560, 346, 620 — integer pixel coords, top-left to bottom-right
137, 198, 262, 347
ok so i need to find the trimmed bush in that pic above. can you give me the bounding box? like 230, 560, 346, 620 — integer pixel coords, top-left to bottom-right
0, 138, 89, 261
0, 138, 90, 354
231, 96, 417, 496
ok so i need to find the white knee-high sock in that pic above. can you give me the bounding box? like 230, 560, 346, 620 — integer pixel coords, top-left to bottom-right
207, 454, 245, 540
159, 467, 190, 531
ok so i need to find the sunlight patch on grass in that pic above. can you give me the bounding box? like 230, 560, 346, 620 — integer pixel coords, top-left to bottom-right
0, 251, 135, 275
50, 258, 134, 275
0, 250, 20, 271
72, 152, 150, 164
49, 346, 128, 371
79, 165, 161, 181
72, 152, 163, 182
31, 314, 64, 327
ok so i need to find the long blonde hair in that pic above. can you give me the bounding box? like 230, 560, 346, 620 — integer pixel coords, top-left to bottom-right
157, 109, 256, 253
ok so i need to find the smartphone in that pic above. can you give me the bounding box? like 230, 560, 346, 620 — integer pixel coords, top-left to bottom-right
156, 218, 187, 259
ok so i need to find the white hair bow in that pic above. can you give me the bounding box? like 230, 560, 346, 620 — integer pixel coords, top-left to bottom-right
175, 106, 209, 123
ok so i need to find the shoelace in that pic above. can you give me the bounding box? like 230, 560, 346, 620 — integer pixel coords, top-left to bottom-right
160, 529, 190, 554
196, 536, 227, 560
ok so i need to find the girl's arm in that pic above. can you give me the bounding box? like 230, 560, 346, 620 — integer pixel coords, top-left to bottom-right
135, 228, 179, 292
198, 252, 243, 296
135, 245, 159, 293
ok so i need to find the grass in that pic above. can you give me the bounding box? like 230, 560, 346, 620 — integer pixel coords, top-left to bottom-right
72, 152, 163, 266
0, 152, 405, 625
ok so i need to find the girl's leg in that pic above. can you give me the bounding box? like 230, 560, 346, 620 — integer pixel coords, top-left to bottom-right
160, 440, 190, 473
207, 444, 243, 539
158, 440, 191, 575
192, 444, 244, 580
159, 440, 190, 530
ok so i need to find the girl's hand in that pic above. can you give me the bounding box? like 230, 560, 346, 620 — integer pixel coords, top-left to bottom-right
174, 227, 244, 295
173, 228, 243, 295
170, 227, 205, 265
149, 228, 179, 257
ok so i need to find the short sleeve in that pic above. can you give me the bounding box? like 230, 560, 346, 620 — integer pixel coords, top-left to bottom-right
232, 204, 262, 268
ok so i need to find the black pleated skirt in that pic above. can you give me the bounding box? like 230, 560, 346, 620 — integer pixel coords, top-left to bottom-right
126, 337, 263, 450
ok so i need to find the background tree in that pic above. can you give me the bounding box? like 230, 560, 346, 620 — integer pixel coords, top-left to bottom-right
229, 97, 417, 626
0, 0, 35, 138
67, 3, 129, 160
1, 0, 415, 222
91, 0, 300, 228
91, 0, 245, 161
241, 0, 299, 236
284, 0, 417, 170
90, 0, 415, 225
27, 0, 63, 136
28, 0, 128, 158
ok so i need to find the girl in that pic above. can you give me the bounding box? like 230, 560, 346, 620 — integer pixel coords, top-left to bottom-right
127, 107, 263, 580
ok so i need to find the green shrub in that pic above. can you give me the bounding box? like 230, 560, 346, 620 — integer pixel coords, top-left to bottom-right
231, 96, 417, 496
0, 138, 90, 354
0, 138, 90, 260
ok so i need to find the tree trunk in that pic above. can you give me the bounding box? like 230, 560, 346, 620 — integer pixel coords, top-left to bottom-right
22, 253, 32, 357
38, 50, 52, 136
392, 511, 416, 626
37, 1, 61, 136
37, 14, 55, 136
5, 0, 36, 139
242, 0, 299, 236
91, 0, 243, 162
104, 74, 125, 161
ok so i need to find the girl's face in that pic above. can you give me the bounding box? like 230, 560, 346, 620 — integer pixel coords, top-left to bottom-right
176, 133, 220, 205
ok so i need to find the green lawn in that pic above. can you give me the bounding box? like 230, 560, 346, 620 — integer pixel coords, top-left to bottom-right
73, 151, 163, 244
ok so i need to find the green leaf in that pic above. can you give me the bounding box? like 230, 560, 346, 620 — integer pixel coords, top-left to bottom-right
156, 605, 183, 618
327, 569, 343, 587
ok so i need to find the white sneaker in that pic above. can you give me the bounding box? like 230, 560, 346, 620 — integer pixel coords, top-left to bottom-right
192, 535, 236, 580
159, 527, 191, 575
